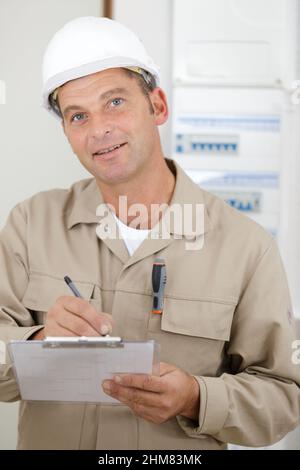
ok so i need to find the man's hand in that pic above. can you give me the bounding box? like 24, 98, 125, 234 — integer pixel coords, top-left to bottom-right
102, 362, 200, 424
30, 296, 114, 339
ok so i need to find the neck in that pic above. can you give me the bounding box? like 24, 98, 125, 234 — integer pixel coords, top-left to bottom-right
97, 157, 175, 229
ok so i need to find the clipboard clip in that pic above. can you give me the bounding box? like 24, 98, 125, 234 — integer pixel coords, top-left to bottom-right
42, 336, 124, 349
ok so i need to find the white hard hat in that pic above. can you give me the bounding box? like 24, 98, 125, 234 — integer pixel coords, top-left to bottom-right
42, 16, 160, 119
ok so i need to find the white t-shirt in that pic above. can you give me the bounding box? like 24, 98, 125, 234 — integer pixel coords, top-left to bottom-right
113, 214, 150, 256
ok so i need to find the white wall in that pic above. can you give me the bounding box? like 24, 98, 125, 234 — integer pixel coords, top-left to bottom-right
0, 0, 103, 450
0, 0, 103, 228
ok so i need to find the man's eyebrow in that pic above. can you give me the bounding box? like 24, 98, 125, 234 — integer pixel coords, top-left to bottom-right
100, 87, 129, 101
62, 104, 85, 118
62, 88, 129, 118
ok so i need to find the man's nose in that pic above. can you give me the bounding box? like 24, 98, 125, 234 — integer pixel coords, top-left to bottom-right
88, 114, 114, 140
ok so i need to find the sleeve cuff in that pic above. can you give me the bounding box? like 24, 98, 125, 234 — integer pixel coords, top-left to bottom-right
177, 376, 229, 438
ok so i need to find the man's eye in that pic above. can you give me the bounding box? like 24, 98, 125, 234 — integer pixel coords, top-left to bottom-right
71, 113, 86, 122
110, 98, 123, 107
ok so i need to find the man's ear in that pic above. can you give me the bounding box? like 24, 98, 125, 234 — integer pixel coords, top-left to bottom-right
149, 88, 168, 126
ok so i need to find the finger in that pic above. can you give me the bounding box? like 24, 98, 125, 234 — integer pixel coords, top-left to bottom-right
112, 373, 163, 393
56, 310, 102, 336
58, 296, 113, 334
102, 380, 160, 408
101, 381, 171, 424
99, 313, 116, 333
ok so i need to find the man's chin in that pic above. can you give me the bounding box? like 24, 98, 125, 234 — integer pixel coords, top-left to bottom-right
94, 167, 134, 187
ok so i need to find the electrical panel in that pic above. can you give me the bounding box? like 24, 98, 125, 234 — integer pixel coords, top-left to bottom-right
171, 0, 300, 321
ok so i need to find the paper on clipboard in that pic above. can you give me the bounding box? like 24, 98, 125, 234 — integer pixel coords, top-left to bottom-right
8, 337, 159, 404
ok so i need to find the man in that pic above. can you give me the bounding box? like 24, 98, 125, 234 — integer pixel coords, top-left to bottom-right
0, 16, 299, 450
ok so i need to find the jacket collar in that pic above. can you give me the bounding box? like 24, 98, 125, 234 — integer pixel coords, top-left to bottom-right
67, 178, 103, 229
67, 159, 212, 237
162, 159, 212, 237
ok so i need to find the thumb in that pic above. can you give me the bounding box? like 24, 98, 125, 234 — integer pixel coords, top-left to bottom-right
159, 362, 177, 376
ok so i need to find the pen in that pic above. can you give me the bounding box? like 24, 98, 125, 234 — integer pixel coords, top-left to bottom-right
64, 276, 83, 298
152, 258, 167, 314
64, 276, 110, 337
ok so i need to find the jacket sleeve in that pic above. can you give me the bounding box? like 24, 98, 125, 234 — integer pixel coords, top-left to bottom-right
0, 204, 43, 402
177, 239, 300, 446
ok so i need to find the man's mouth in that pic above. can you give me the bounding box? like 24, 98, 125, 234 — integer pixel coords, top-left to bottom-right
93, 143, 126, 157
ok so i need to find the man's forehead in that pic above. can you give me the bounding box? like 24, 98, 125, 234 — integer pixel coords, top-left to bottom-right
61, 67, 132, 93
58, 70, 138, 117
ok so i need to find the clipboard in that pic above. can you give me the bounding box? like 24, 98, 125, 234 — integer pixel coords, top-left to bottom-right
8, 337, 160, 404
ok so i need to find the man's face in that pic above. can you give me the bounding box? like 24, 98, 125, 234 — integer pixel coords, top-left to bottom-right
59, 68, 168, 186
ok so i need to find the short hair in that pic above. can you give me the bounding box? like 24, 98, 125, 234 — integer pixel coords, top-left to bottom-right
123, 68, 156, 114
49, 67, 156, 119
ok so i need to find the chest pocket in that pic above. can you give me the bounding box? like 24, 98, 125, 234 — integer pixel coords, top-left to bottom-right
22, 272, 99, 325
147, 295, 237, 377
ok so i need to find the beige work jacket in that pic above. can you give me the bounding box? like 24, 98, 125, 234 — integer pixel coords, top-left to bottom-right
0, 160, 299, 449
